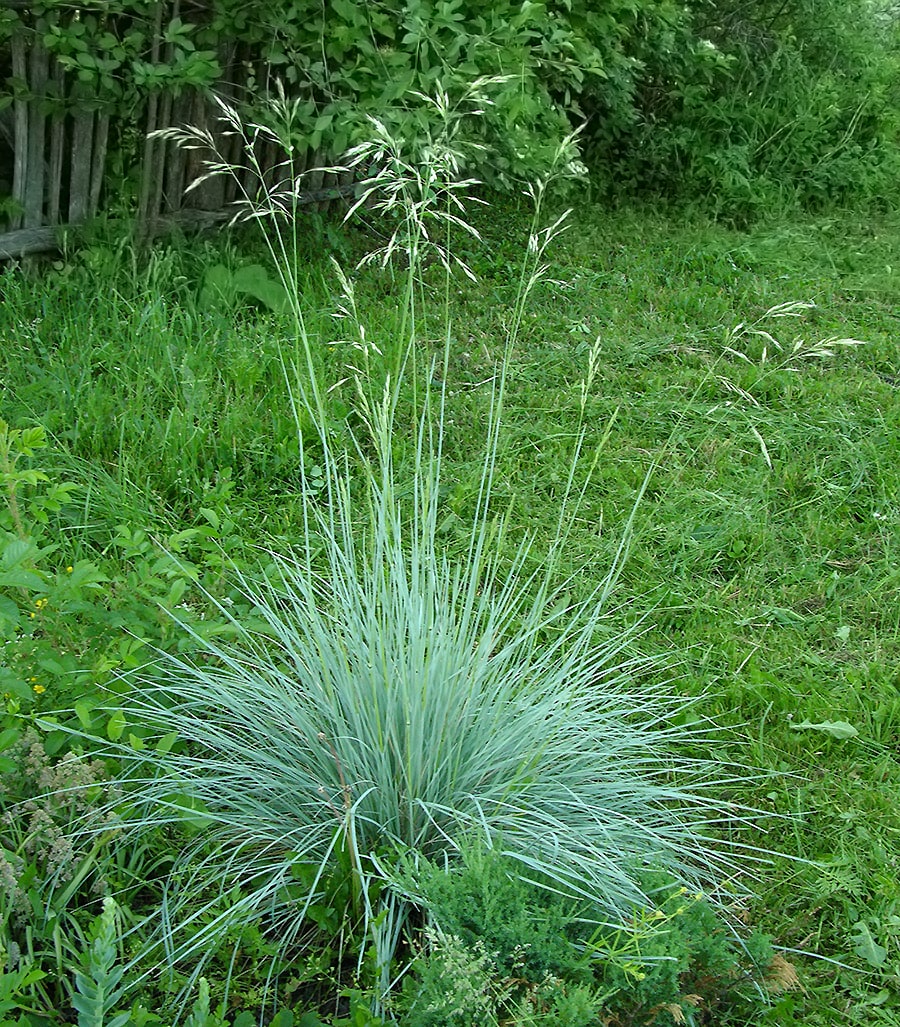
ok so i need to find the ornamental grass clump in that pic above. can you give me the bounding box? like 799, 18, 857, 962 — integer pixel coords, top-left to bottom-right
66, 82, 765, 1011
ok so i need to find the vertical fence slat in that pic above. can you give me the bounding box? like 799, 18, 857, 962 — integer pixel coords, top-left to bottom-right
10, 31, 28, 232
88, 111, 109, 219
138, 93, 160, 229
164, 91, 191, 208
151, 0, 179, 219
305, 152, 325, 212
68, 87, 95, 225
47, 64, 65, 225
293, 146, 309, 187
153, 89, 173, 219
137, 0, 165, 232
219, 46, 244, 209
187, 90, 227, 212
239, 138, 258, 206
23, 38, 48, 228
263, 137, 278, 197
224, 126, 244, 208
318, 166, 337, 214
337, 166, 355, 216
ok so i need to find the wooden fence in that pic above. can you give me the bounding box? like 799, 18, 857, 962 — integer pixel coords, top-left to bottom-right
0, 3, 358, 259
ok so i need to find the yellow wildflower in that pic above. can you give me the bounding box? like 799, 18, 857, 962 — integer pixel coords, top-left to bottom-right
33, 684, 46, 694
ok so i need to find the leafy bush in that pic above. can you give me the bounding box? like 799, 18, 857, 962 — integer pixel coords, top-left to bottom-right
588, 0, 900, 215
4, 0, 895, 226
404, 843, 591, 986
595, 882, 778, 1025
0, 0, 680, 206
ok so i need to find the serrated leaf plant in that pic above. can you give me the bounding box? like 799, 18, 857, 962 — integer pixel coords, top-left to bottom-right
57, 85, 767, 1018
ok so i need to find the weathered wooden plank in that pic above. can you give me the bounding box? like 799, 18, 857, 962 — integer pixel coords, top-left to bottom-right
138, 94, 160, 228
223, 125, 244, 206
136, 1, 165, 232
88, 111, 109, 218
219, 44, 248, 207
185, 90, 226, 211
153, 87, 174, 217
47, 65, 66, 225
68, 89, 94, 224
0, 211, 218, 260
23, 38, 48, 228
239, 131, 260, 207
316, 164, 336, 214
164, 91, 191, 206
0, 169, 364, 259
336, 167, 356, 215
10, 31, 28, 232
0, 226, 59, 259
304, 157, 326, 215
292, 147, 310, 216
151, 0, 178, 217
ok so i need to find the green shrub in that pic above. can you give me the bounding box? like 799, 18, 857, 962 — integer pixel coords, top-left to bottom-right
586, 0, 900, 215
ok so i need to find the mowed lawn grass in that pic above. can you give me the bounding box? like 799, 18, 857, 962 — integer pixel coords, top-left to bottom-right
3, 199, 899, 1023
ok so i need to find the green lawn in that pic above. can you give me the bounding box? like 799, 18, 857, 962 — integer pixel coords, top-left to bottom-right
2, 198, 899, 1025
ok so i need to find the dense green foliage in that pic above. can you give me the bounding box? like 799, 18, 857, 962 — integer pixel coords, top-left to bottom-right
2, 8, 899, 1015
1, 0, 898, 216
596, 0, 900, 214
